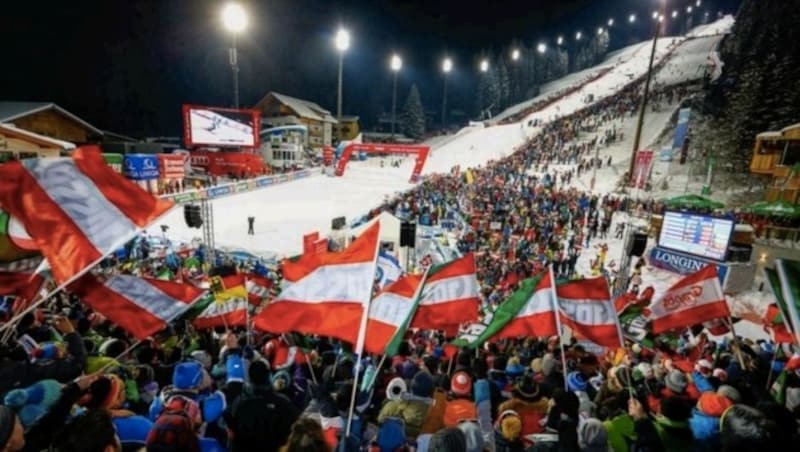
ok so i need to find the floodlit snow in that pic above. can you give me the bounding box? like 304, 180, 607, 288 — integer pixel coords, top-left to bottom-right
154, 17, 765, 337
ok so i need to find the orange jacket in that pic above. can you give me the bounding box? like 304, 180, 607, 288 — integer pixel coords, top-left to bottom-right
443, 398, 477, 428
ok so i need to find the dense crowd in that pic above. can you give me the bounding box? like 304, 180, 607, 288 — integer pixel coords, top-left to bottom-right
3, 43, 799, 452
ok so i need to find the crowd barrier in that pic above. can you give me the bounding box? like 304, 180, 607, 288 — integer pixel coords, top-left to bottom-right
159, 170, 313, 204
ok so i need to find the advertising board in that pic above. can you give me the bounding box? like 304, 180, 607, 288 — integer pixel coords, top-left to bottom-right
123, 154, 160, 180
182, 104, 260, 148
658, 211, 733, 261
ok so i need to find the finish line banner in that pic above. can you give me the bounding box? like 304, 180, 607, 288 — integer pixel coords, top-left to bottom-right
649, 246, 727, 284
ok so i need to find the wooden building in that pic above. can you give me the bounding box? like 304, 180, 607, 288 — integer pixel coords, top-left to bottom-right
253, 92, 337, 149
750, 123, 800, 203
0, 123, 75, 161
0, 102, 103, 144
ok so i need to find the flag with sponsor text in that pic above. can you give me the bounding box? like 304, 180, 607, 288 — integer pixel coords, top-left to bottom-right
69, 274, 204, 340
410, 253, 480, 333
556, 276, 623, 348
0, 146, 174, 284
364, 273, 425, 355
253, 222, 379, 346
648, 265, 730, 335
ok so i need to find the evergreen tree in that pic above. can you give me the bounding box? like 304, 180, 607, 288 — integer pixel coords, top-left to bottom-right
400, 84, 425, 139
497, 59, 511, 109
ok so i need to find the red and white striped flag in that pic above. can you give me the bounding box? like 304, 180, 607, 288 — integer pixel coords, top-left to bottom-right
364, 274, 424, 355
496, 272, 558, 340
246, 273, 273, 305
556, 276, 623, 348
192, 297, 249, 330
253, 222, 380, 346
648, 265, 730, 335
0, 272, 46, 314
411, 253, 480, 332
68, 274, 205, 340
0, 146, 174, 284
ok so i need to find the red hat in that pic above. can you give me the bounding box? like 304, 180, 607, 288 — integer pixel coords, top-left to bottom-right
697, 392, 733, 417
451, 371, 473, 397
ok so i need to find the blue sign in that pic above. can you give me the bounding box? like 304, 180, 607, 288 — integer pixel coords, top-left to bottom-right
672, 108, 692, 150
257, 177, 274, 187
123, 154, 160, 180
649, 246, 728, 283
659, 146, 674, 162
208, 186, 231, 198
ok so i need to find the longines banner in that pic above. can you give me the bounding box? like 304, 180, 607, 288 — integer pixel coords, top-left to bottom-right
649, 246, 728, 284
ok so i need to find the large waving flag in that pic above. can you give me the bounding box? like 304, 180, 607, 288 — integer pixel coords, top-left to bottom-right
246, 273, 273, 305
775, 259, 800, 344
364, 273, 425, 355
192, 297, 249, 330
763, 267, 796, 343
0, 147, 174, 284
648, 265, 730, 335
0, 272, 46, 314
69, 274, 205, 340
556, 276, 623, 348
253, 222, 380, 346
410, 253, 480, 332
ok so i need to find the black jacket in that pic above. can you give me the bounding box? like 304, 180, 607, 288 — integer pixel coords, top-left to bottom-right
0, 332, 87, 396
226, 383, 300, 452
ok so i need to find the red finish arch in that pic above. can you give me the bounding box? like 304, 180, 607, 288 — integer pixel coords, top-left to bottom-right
334, 143, 430, 183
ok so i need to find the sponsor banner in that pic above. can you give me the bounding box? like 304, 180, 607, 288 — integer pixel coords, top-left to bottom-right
257, 177, 274, 187
162, 169, 312, 203
632, 149, 654, 189
208, 186, 231, 198
158, 154, 186, 179
103, 153, 123, 173
235, 181, 249, 192
649, 246, 727, 283
672, 108, 692, 150
124, 154, 160, 180
172, 192, 197, 203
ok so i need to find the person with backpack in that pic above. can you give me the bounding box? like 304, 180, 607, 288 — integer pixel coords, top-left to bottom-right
226, 360, 299, 452
378, 370, 435, 439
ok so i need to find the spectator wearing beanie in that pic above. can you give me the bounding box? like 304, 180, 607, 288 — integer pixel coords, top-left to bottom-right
443, 371, 477, 428
83, 375, 153, 451
227, 360, 299, 452
689, 392, 734, 451
494, 410, 525, 452
428, 427, 467, 452
378, 370, 435, 439
498, 374, 549, 437
578, 418, 609, 452
656, 370, 695, 414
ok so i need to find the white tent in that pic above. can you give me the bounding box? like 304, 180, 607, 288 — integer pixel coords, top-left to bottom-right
350, 211, 401, 247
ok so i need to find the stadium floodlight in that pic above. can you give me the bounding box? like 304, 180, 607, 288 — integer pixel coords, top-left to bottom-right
480, 59, 489, 72
697, 0, 702, 6
511, 48, 520, 61
390, 54, 402, 72
597, 27, 604, 35
335, 28, 350, 52
221, 2, 248, 108
442, 57, 453, 73
608, 18, 614, 27
672, 10, 678, 19
557, 36, 564, 45
629, 14, 636, 23
537, 43, 546, 54
687, 6, 693, 13
658, 15, 665, 23
652, 11, 659, 20
441, 57, 452, 127
575, 31, 582, 40
221, 2, 247, 33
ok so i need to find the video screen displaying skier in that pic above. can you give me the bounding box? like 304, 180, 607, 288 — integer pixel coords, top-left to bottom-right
186, 107, 258, 147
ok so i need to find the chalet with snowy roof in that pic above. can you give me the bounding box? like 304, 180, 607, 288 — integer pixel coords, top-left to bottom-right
0, 123, 76, 161
253, 92, 337, 149
750, 123, 800, 203
0, 101, 103, 145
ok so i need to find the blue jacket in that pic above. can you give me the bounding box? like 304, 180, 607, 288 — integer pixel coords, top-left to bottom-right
691, 372, 714, 393
113, 415, 153, 451
689, 408, 720, 450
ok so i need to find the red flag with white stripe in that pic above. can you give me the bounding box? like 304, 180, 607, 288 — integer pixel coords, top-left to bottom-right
0, 272, 46, 314
68, 274, 205, 340
253, 222, 380, 346
411, 253, 480, 332
0, 146, 174, 284
364, 274, 423, 355
496, 272, 558, 339
192, 298, 249, 330
648, 265, 730, 335
246, 273, 272, 305
556, 276, 622, 348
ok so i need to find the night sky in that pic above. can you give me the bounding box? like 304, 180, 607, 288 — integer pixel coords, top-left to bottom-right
1, 0, 740, 137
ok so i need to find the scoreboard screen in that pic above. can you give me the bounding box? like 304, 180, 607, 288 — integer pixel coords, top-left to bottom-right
658, 211, 734, 261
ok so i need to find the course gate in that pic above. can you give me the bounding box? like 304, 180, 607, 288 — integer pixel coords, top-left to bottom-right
334, 143, 430, 183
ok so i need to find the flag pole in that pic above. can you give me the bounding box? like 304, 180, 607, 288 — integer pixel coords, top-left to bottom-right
765, 346, 780, 391
775, 260, 800, 347
345, 222, 381, 439
306, 356, 319, 385
605, 275, 634, 394
726, 315, 747, 369
548, 265, 569, 390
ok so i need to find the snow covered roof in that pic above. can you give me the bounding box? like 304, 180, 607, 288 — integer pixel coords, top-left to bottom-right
757, 131, 783, 139
0, 101, 104, 136
258, 92, 338, 124
781, 123, 800, 133
0, 123, 76, 149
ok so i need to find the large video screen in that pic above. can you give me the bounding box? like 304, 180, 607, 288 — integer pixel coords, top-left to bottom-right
658, 211, 734, 261
182, 105, 260, 148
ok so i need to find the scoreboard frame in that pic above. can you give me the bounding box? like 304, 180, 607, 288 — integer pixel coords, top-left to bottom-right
657, 211, 734, 262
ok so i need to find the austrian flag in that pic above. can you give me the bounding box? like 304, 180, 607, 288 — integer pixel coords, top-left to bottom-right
411, 253, 480, 332
69, 274, 205, 340
364, 274, 424, 355
556, 276, 622, 348
0, 146, 174, 284
649, 265, 730, 334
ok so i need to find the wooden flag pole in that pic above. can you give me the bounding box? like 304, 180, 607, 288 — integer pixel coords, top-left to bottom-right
765, 346, 780, 391
548, 265, 570, 390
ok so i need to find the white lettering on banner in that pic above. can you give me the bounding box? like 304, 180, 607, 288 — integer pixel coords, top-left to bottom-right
369, 293, 413, 326
278, 262, 374, 304
653, 249, 704, 273
650, 278, 722, 318
457, 312, 495, 343
418, 275, 479, 305
23, 158, 137, 253
104, 275, 188, 321
558, 298, 615, 325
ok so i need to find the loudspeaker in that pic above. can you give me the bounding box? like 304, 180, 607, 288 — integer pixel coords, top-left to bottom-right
400, 222, 416, 247
727, 246, 752, 263
331, 216, 346, 230
629, 233, 648, 257
184, 205, 202, 228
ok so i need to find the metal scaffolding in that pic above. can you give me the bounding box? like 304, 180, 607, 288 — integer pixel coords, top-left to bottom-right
201, 199, 215, 263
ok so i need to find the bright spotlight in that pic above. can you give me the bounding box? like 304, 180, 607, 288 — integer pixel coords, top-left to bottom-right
480, 59, 489, 72
575, 31, 582, 40
221, 3, 247, 33
672, 10, 678, 18
390, 54, 402, 72
629, 14, 636, 23
442, 57, 453, 73
511, 48, 520, 60
335, 28, 350, 52
557, 36, 564, 45
537, 43, 547, 54
597, 27, 604, 35
608, 18, 614, 27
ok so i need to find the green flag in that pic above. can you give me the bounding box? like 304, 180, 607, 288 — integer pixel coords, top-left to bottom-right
764, 267, 790, 326
180, 293, 215, 321
452, 275, 543, 348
